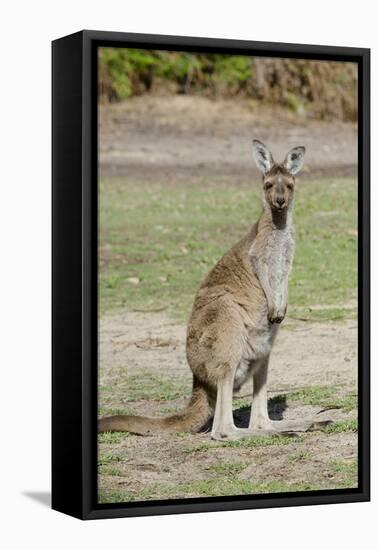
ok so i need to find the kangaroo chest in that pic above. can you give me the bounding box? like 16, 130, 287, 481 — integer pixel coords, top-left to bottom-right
264, 227, 294, 285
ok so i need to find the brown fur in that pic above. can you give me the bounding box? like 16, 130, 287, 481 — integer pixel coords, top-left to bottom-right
98, 377, 211, 435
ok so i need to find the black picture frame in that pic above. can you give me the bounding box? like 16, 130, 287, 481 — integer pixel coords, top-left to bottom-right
52, 30, 370, 520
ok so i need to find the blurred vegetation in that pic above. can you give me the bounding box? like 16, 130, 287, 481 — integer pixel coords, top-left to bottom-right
99, 48, 357, 121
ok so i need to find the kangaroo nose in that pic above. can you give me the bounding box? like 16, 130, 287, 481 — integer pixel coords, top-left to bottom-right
276, 197, 285, 207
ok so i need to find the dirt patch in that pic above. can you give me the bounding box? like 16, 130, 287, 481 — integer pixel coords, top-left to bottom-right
99, 96, 357, 181
98, 310, 358, 503
99, 311, 357, 392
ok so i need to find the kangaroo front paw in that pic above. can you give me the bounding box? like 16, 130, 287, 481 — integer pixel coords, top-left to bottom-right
268, 307, 285, 324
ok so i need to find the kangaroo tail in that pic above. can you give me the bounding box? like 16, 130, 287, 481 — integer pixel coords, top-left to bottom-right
98, 377, 213, 435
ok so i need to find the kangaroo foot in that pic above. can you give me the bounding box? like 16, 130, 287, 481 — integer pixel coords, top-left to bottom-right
271, 418, 333, 432
211, 426, 298, 441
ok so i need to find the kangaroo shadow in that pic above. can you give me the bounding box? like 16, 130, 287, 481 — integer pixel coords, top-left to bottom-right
201, 394, 288, 432
234, 394, 288, 427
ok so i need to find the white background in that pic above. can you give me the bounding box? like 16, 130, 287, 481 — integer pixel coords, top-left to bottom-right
0, 1, 376, 548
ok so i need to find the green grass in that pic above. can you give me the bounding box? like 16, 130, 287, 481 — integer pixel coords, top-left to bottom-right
124, 371, 191, 401
98, 431, 130, 444
98, 465, 125, 476
321, 418, 358, 434
159, 478, 316, 498
99, 371, 191, 412
98, 489, 132, 503
287, 306, 357, 322
98, 478, 340, 503
288, 450, 310, 463
98, 453, 122, 466
98, 406, 131, 417
186, 433, 302, 453
209, 462, 248, 476
99, 177, 357, 320
101, 372, 190, 404
287, 385, 357, 412
330, 458, 358, 476
98, 444, 358, 503
328, 458, 358, 488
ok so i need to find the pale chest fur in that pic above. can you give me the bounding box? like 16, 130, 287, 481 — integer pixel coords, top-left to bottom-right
264, 225, 295, 287
248, 218, 295, 295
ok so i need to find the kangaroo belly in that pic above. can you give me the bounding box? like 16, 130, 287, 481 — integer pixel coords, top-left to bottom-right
245, 324, 278, 362
234, 324, 278, 389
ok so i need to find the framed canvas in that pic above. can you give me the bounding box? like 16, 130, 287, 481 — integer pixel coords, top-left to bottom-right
52, 30, 370, 520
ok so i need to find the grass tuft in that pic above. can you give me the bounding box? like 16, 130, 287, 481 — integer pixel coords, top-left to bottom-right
186, 433, 302, 453
98, 465, 125, 476
209, 462, 248, 476
98, 453, 123, 466
321, 419, 358, 434
98, 432, 130, 444
288, 385, 357, 412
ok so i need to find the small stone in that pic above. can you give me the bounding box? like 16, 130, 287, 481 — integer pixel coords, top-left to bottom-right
126, 277, 140, 285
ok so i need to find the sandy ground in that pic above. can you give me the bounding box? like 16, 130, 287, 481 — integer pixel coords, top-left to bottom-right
99, 95, 357, 181
98, 311, 357, 502
99, 311, 357, 395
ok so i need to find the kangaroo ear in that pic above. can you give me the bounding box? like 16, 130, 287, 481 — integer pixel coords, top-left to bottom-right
283, 146, 306, 175
252, 139, 274, 175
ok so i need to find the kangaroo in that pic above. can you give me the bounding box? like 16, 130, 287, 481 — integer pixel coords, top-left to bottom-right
99, 140, 330, 440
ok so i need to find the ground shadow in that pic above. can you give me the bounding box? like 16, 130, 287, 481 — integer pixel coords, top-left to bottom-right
234, 394, 288, 427
201, 394, 288, 431
22, 491, 51, 508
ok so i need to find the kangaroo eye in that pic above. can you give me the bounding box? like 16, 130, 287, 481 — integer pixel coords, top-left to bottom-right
264, 182, 273, 190
286, 183, 294, 190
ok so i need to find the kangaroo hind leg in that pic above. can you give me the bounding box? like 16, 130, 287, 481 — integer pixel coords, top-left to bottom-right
248, 357, 330, 434
248, 356, 275, 431
211, 363, 281, 441
211, 368, 239, 440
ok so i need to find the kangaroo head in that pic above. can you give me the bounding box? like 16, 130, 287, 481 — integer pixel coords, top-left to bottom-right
252, 139, 306, 212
